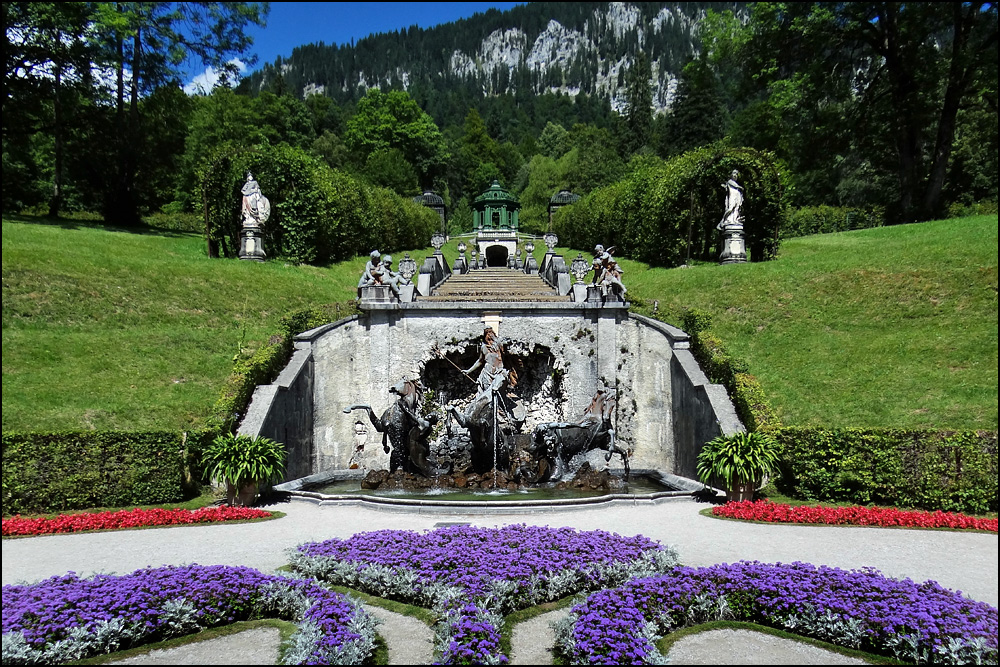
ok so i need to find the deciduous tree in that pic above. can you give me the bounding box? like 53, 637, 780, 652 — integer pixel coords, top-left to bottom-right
705, 2, 998, 221
344, 88, 448, 188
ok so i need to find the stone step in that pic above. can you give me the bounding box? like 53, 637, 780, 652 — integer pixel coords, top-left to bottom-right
424, 269, 562, 303
420, 295, 568, 303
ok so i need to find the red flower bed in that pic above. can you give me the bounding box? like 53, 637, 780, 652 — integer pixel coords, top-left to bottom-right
713, 500, 998, 532
2, 506, 272, 537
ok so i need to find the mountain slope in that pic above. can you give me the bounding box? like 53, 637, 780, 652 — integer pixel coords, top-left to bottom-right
245, 2, 744, 115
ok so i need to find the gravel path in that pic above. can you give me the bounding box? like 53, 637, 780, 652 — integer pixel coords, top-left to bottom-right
509, 608, 570, 665
363, 604, 435, 665
665, 628, 870, 664
4, 497, 996, 665
4, 497, 995, 606
106, 627, 281, 665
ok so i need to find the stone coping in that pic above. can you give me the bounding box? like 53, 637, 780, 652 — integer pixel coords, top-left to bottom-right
274, 469, 711, 514
360, 300, 631, 311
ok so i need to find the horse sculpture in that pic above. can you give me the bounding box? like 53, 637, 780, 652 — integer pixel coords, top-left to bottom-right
343, 378, 436, 477
531, 387, 629, 482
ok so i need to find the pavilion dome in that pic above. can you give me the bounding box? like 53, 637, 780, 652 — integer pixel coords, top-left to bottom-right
549, 189, 581, 205
413, 190, 445, 206
474, 180, 519, 208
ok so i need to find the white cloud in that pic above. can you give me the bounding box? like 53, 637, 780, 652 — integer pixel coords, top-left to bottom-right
183, 58, 247, 95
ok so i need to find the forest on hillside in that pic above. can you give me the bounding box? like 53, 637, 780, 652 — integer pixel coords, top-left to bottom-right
3, 2, 997, 252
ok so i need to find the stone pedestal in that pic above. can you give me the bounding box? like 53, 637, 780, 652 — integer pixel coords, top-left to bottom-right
572, 283, 588, 303
359, 285, 394, 303
585, 284, 625, 305
239, 227, 266, 262
719, 226, 747, 264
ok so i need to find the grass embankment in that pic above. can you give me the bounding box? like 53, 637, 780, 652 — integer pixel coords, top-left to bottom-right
3, 213, 997, 433
1, 216, 370, 431
625, 215, 998, 430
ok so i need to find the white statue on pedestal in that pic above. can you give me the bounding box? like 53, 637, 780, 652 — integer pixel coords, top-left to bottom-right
241, 172, 271, 228
718, 169, 744, 230
717, 169, 747, 264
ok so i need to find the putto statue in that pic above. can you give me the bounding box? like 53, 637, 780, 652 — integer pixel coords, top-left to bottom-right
717, 170, 747, 264
358, 250, 382, 290
379, 254, 413, 299
357, 250, 414, 301
591, 244, 626, 299
238, 172, 271, 262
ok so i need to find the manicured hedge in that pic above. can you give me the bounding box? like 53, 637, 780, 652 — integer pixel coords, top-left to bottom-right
2, 304, 360, 516
782, 205, 885, 239
554, 144, 787, 267
1, 430, 214, 516
198, 144, 438, 264
774, 428, 998, 514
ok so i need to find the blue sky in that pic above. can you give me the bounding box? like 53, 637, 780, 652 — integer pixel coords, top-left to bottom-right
184, 2, 523, 93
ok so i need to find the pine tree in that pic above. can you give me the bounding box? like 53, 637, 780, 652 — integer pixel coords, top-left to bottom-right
658, 56, 727, 157
622, 52, 653, 155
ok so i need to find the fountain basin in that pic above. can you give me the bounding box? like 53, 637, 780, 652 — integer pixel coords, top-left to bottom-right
274, 469, 705, 513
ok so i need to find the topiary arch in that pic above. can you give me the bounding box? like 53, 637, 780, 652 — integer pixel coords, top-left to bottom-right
554, 144, 788, 267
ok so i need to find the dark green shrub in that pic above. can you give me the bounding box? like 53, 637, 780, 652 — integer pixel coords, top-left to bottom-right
668, 309, 993, 513
782, 205, 885, 239
678, 308, 778, 432
197, 145, 438, 264
947, 199, 999, 218
555, 144, 787, 267
774, 428, 998, 514
209, 335, 292, 433
141, 211, 203, 233
1, 301, 359, 515
2, 430, 213, 515
733, 373, 781, 433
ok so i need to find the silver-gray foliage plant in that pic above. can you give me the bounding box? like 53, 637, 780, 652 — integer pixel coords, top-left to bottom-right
2, 617, 145, 665
159, 598, 202, 639
280, 620, 324, 666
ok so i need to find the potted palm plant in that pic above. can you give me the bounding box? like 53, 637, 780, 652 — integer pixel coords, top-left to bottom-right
202, 434, 286, 507
696, 431, 779, 502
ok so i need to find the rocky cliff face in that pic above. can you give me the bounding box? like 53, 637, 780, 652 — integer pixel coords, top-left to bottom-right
433, 4, 702, 113
262, 2, 743, 114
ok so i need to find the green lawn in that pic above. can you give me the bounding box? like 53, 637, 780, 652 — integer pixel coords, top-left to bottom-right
3, 214, 997, 433
1, 216, 368, 431
624, 215, 999, 430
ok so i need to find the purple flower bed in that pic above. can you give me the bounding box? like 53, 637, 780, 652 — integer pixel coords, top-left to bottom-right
1, 564, 378, 665
555, 561, 999, 665
291, 524, 678, 664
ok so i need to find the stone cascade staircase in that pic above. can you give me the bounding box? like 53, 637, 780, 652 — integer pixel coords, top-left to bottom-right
421, 268, 566, 302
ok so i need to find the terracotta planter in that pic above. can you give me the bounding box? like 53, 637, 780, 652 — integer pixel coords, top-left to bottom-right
226, 481, 258, 507
727, 477, 757, 503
